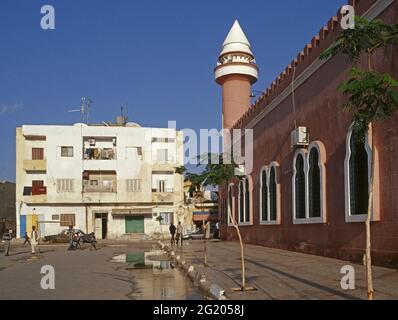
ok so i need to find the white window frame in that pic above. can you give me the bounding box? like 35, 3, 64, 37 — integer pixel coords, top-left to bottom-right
344, 124, 380, 222
292, 143, 327, 225
259, 162, 281, 225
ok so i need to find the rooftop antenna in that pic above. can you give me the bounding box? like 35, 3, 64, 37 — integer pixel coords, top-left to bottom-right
121, 103, 128, 123
67, 97, 92, 124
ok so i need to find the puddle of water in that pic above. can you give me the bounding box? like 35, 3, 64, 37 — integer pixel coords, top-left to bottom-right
112, 250, 204, 300
25, 254, 43, 262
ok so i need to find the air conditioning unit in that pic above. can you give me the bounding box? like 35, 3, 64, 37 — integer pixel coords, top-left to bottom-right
291, 127, 309, 147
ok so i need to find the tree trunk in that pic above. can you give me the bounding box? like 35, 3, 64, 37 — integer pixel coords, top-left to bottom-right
226, 199, 246, 291
204, 238, 208, 267
233, 224, 246, 291
365, 55, 374, 300
365, 125, 374, 300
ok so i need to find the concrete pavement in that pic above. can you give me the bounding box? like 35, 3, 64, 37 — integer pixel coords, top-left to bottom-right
0, 241, 201, 300
167, 240, 398, 300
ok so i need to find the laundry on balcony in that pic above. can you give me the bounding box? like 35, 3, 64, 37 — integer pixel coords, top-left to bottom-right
84, 148, 116, 160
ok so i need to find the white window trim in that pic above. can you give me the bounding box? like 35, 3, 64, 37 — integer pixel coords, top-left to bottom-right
344, 124, 380, 222
292, 144, 327, 225
259, 162, 281, 225
238, 177, 252, 226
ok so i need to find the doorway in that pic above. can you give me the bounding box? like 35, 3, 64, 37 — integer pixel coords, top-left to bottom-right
94, 212, 108, 239
125, 216, 144, 233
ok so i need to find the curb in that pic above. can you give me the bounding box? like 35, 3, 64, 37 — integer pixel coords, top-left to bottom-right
157, 240, 227, 300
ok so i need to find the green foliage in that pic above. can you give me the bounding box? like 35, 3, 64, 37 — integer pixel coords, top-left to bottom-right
339, 68, 398, 137
155, 215, 163, 223
184, 152, 242, 192
175, 166, 187, 175
320, 16, 398, 61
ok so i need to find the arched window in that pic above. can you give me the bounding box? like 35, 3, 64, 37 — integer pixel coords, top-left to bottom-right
294, 153, 306, 219
269, 166, 277, 221
238, 177, 250, 224
293, 143, 327, 224
259, 163, 281, 224
349, 130, 369, 215
239, 180, 244, 223
344, 126, 380, 222
260, 169, 268, 221
308, 147, 321, 218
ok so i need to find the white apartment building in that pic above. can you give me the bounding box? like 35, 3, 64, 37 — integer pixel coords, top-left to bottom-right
15, 122, 186, 239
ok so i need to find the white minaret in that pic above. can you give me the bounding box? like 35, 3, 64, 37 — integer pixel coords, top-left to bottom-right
215, 20, 259, 129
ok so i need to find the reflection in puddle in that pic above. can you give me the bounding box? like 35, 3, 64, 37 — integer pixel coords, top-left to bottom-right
112, 250, 203, 300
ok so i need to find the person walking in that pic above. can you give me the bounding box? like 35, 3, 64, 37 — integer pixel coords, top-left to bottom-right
2, 229, 12, 256
23, 232, 31, 246
214, 220, 220, 239
67, 225, 75, 251
30, 226, 40, 254
176, 221, 184, 246
169, 222, 176, 245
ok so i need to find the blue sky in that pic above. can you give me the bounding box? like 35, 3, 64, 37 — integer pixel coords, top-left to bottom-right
0, 0, 346, 182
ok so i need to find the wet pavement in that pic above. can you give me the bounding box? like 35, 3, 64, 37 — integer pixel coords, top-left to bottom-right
111, 249, 203, 299
0, 241, 204, 300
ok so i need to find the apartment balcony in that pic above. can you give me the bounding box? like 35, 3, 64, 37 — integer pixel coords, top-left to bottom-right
23, 159, 47, 172
22, 186, 47, 203
23, 194, 47, 204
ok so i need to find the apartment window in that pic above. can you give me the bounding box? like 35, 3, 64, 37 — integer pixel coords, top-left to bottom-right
61, 146, 73, 157
157, 180, 166, 192
160, 212, 173, 225
32, 180, 44, 188
52, 215, 60, 221
293, 143, 326, 224
157, 149, 168, 163
32, 148, 44, 160
31, 180, 46, 195
60, 214, 75, 227
294, 153, 306, 219
152, 137, 175, 143
126, 179, 142, 192
57, 179, 74, 192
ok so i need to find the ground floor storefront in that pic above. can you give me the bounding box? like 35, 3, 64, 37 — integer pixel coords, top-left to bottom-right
16, 203, 191, 239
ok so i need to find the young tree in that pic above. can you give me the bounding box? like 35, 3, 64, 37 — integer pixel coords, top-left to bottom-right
321, 16, 398, 300
177, 154, 250, 291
